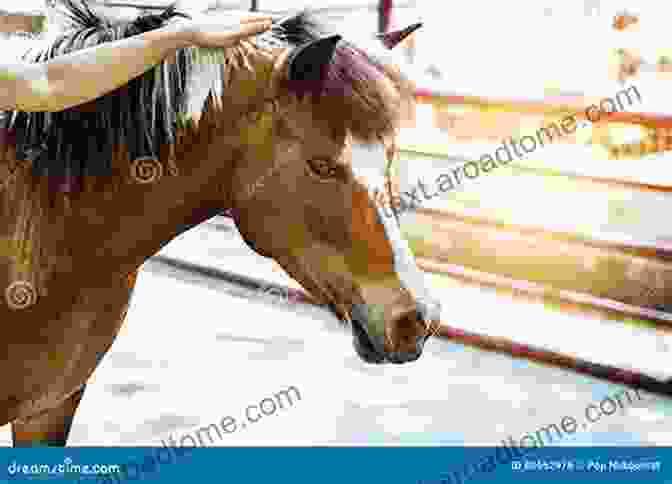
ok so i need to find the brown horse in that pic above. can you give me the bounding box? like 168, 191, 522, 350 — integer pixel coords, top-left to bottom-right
0, 2, 440, 446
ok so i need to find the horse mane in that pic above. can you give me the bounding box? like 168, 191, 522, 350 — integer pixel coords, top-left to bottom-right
1, 0, 413, 191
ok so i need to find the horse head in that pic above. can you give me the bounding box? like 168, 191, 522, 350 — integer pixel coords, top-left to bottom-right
221, 13, 441, 364
4, 3, 440, 365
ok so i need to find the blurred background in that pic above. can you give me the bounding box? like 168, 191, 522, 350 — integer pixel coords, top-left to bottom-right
2, 1, 672, 447
3, 0, 667, 93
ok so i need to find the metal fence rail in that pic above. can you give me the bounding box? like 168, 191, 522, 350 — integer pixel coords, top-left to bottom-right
403, 85, 672, 318
150, 254, 672, 397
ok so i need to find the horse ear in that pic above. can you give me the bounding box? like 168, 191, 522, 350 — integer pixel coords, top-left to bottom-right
287, 35, 342, 82
375, 22, 422, 49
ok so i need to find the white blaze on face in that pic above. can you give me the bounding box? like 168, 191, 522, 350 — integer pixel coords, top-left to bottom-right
350, 141, 438, 318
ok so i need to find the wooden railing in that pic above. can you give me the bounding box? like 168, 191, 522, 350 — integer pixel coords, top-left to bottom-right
397, 82, 672, 320
410, 84, 672, 146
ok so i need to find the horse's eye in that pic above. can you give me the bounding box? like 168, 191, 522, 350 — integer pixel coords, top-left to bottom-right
307, 158, 339, 179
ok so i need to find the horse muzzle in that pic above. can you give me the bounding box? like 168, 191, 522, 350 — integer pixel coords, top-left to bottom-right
350, 299, 441, 364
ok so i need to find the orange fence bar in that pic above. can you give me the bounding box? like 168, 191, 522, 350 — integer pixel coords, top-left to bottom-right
413, 86, 672, 129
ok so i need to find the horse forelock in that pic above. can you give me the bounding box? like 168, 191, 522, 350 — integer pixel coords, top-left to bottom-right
1, 2, 412, 193
267, 11, 414, 144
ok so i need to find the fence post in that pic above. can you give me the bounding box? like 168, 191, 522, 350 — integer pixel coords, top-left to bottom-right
378, 0, 392, 33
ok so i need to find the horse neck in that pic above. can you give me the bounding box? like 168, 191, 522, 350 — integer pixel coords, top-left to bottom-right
9, 54, 278, 286
0, 117, 236, 289
69, 93, 276, 279
88, 51, 279, 265
89, 128, 239, 278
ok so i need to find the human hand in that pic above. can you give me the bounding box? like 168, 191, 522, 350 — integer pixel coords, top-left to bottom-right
177, 11, 274, 49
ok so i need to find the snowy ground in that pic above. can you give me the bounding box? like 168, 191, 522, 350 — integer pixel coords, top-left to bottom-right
2, 218, 671, 447
2, 0, 671, 451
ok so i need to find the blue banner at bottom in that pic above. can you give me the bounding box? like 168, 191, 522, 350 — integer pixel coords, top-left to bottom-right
0, 447, 669, 483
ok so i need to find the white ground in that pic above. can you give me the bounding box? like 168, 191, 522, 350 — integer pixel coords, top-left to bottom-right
1, 218, 671, 447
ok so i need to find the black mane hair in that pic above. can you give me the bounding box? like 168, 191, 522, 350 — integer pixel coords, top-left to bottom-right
3, 0, 193, 186
1, 0, 412, 190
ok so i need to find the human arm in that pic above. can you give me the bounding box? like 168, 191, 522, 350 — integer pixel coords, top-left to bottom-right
0, 13, 272, 112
